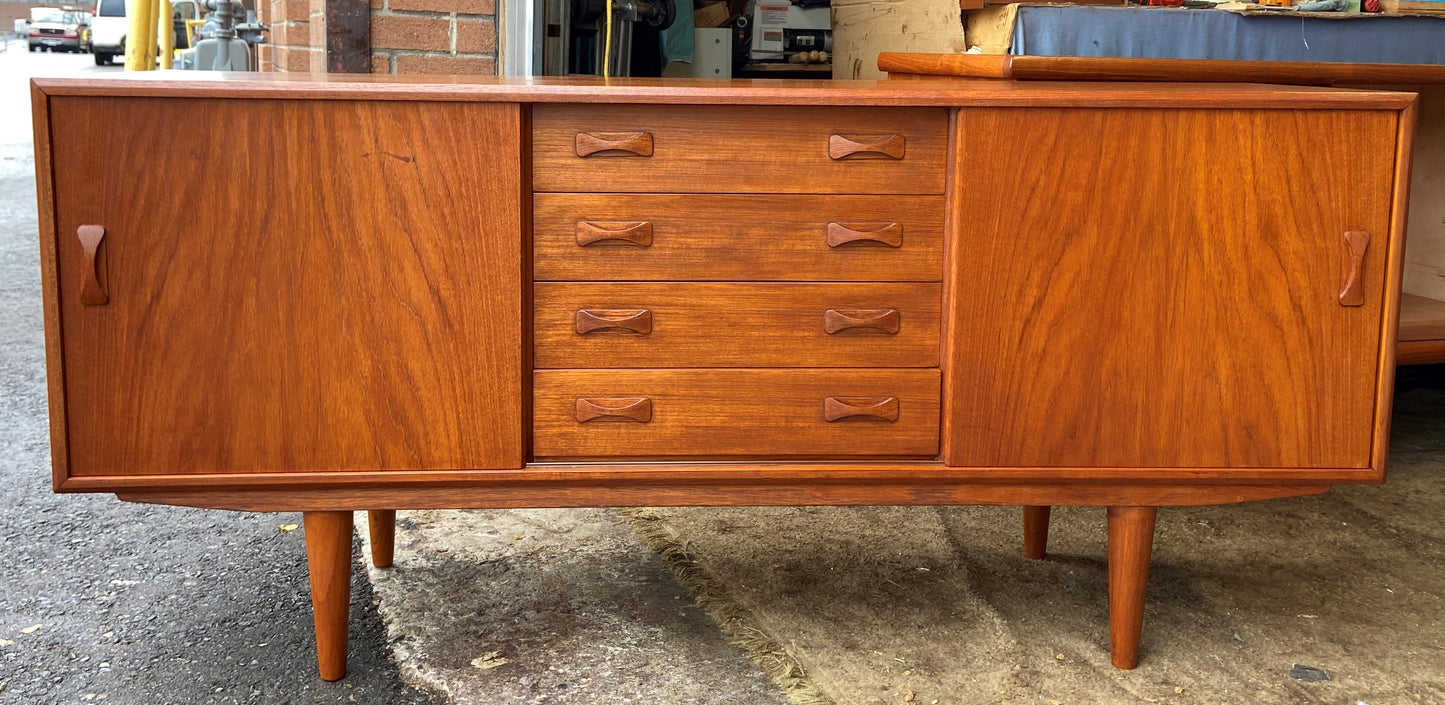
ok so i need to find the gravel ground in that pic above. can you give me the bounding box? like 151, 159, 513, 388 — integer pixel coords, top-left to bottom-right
0, 50, 438, 705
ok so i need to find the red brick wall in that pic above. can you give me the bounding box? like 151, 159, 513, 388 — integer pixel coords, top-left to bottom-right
263, 0, 497, 74
370, 0, 497, 74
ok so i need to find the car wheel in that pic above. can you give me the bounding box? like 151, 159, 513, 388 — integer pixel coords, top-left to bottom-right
29, 45, 37, 52
94, 53, 108, 65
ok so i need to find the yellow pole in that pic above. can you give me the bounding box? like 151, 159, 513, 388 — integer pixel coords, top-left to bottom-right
124, 0, 146, 69
158, 0, 173, 68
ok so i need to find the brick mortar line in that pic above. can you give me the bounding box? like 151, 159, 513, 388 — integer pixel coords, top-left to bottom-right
386, 49, 497, 58
371, 9, 496, 20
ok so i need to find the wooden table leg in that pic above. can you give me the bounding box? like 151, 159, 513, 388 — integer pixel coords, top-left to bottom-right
368, 510, 396, 568
304, 511, 353, 681
1107, 505, 1157, 670
1023, 505, 1051, 559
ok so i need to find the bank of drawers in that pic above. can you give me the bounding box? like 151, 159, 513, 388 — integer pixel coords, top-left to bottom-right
531, 105, 948, 460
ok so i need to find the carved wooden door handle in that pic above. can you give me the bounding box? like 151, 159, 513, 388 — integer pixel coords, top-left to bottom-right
1339, 230, 1370, 307
576, 397, 653, 423
575, 132, 654, 157
76, 225, 108, 306
576, 220, 653, 247
575, 309, 653, 334
823, 396, 899, 422
828, 134, 906, 160
827, 222, 902, 248
823, 308, 899, 334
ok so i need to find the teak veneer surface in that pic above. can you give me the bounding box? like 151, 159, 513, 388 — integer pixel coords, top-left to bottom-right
45, 97, 526, 478
534, 283, 942, 368
31, 74, 1418, 110
532, 105, 948, 195
946, 107, 1398, 469
532, 369, 942, 458
533, 194, 945, 281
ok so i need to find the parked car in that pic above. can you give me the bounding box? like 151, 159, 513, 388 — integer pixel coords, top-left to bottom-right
90, 0, 125, 64
27, 7, 90, 53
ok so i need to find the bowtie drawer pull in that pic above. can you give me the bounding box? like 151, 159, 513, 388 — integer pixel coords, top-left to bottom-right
575, 397, 653, 423
824, 308, 900, 334
76, 225, 108, 306
827, 221, 903, 248
575, 309, 653, 335
576, 220, 653, 247
828, 134, 906, 160
1338, 230, 1370, 307
823, 396, 899, 422
575, 131, 654, 158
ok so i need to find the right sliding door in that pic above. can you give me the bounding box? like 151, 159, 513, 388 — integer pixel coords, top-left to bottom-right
946, 107, 1401, 469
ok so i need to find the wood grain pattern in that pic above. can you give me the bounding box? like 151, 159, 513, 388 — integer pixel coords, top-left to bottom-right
47, 97, 526, 477
535, 194, 943, 281
1107, 506, 1157, 670
61, 462, 1383, 495
116, 483, 1330, 513
946, 108, 1396, 469
1397, 340, 1445, 365
367, 509, 395, 568
1368, 104, 1418, 471
535, 283, 940, 368
303, 511, 353, 681
1399, 294, 1445, 342
534, 105, 948, 194
1022, 506, 1050, 560
878, 52, 1445, 86
32, 75, 1418, 111
31, 82, 68, 491
534, 369, 941, 459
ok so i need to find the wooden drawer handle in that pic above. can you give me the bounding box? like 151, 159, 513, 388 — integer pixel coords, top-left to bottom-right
823, 308, 899, 334
827, 222, 902, 248
576, 397, 653, 423
76, 225, 108, 306
823, 396, 899, 422
828, 134, 906, 161
575, 132, 654, 158
1339, 230, 1370, 307
576, 220, 653, 247
575, 308, 653, 335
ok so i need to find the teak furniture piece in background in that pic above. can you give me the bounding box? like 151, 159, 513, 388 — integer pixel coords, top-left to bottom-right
30, 74, 1415, 681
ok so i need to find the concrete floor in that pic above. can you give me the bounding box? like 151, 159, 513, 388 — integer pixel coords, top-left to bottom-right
3, 46, 1443, 705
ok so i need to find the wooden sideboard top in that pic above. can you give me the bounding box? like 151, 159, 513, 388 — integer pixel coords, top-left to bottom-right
30, 72, 1417, 110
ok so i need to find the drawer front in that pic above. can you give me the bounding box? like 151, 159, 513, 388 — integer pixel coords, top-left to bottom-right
535, 283, 941, 368
534, 369, 941, 459
534, 194, 944, 281
533, 105, 948, 195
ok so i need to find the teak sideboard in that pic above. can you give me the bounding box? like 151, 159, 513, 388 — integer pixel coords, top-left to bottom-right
30, 73, 1415, 682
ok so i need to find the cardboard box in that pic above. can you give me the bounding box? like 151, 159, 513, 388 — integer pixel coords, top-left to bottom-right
831, 0, 967, 79
694, 2, 733, 29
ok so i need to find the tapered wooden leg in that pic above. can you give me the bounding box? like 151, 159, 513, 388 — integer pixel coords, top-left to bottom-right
367, 510, 396, 568
1107, 506, 1157, 670
304, 511, 353, 681
1023, 505, 1051, 559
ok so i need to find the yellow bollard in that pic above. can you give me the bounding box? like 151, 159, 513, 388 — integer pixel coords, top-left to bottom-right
158, 0, 173, 69
124, 0, 155, 70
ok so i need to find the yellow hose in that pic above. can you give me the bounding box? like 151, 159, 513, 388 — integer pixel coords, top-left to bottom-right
602, 0, 612, 78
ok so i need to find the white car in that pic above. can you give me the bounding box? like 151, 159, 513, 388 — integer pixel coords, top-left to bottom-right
90, 0, 127, 65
